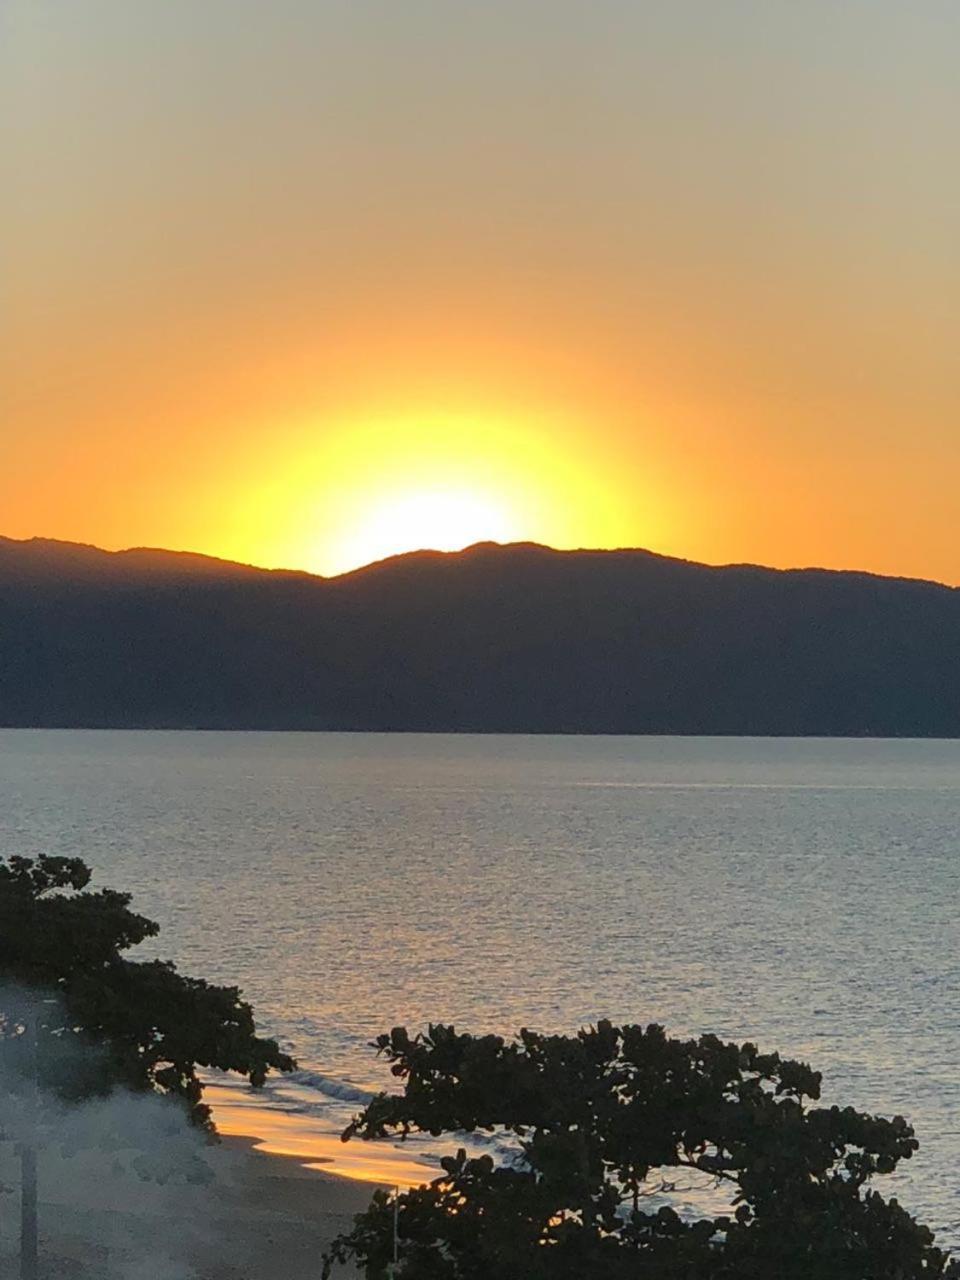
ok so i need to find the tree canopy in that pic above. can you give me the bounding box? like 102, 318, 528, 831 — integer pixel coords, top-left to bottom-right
0, 854, 293, 1125
325, 1022, 957, 1279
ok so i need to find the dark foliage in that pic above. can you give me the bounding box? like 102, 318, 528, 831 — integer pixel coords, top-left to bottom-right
325, 1022, 957, 1279
0, 855, 293, 1125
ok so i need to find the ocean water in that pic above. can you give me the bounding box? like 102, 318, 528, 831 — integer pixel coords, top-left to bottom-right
1, 730, 959, 1242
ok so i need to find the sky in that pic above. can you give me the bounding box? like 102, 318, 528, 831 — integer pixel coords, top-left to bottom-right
2, 1, 958, 580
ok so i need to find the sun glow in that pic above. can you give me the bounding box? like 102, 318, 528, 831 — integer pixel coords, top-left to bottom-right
332, 487, 520, 572
224, 403, 664, 577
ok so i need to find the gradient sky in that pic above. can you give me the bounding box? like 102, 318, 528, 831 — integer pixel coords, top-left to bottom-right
2, 1, 958, 579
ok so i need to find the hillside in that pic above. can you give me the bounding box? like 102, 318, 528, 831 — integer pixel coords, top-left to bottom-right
1, 535, 958, 735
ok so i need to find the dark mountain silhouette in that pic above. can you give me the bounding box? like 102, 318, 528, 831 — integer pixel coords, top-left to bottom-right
1, 534, 958, 735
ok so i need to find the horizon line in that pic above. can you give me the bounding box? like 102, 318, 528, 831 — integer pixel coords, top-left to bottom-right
1, 531, 956, 593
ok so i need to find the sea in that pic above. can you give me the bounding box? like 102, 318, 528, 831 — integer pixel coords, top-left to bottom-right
1, 730, 958, 1244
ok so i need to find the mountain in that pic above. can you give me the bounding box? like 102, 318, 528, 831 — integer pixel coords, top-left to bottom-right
1, 534, 958, 735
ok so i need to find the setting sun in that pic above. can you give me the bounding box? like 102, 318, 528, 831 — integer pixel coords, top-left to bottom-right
234, 404, 661, 577
331, 487, 520, 573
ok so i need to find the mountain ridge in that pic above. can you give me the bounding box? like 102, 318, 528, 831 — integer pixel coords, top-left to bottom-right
1, 533, 958, 736
1, 532, 954, 593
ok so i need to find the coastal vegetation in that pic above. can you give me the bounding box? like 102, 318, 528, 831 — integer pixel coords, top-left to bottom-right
327, 1022, 957, 1279
0, 855, 295, 1275
0, 854, 293, 1125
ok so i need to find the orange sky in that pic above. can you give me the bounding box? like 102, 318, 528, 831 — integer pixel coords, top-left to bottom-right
2, 2, 958, 581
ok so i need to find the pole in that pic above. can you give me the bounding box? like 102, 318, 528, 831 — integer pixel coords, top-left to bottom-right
19, 1012, 38, 1280
393, 1185, 399, 1267
384, 1184, 399, 1277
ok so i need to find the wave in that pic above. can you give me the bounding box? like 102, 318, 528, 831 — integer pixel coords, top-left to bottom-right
286, 1070, 376, 1106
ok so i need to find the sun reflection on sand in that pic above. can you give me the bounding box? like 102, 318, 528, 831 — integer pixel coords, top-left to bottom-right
205, 1084, 438, 1187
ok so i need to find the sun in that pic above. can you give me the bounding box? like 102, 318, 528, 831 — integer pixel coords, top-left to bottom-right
254, 405, 653, 577
330, 487, 521, 574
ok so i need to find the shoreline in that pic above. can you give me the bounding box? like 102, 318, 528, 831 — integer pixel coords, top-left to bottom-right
206, 1082, 442, 1188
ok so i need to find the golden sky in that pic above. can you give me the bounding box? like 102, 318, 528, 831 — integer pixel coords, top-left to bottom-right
2, 1, 958, 580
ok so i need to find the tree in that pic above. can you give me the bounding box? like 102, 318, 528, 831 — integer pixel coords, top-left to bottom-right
0, 854, 293, 1124
324, 1022, 957, 1279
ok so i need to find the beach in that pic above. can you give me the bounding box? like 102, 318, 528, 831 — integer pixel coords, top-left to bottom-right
0, 1132, 375, 1279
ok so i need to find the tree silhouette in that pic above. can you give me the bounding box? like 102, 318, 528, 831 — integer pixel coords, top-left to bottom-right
325, 1022, 957, 1279
0, 854, 294, 1275
0, 855, 293, 1124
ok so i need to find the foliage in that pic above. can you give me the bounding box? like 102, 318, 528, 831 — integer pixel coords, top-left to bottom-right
0, 855, 293, 1126
325, 1022, 957, 1279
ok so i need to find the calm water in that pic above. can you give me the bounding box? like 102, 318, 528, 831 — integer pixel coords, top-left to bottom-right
2, 731, 959, 1239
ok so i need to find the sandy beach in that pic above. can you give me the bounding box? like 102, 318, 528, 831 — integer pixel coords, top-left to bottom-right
205, 1083, 441, 1188
0, 1132, 376, 1279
